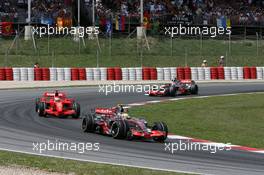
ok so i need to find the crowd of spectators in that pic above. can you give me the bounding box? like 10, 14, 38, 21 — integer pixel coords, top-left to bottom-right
0, 0, 72, 23
99, 0, 167, 16
169, 0, 264, 26
0, 0, 18, 22
1, 0, 264, 26
95, 0, 264, 26
30, 0, 72, 23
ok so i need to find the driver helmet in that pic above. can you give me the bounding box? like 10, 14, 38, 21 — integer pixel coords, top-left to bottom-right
54, 97, 60, 102
121, 113, 131, 119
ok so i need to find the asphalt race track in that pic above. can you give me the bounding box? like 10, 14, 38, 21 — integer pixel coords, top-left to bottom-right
0, 82, 264, 175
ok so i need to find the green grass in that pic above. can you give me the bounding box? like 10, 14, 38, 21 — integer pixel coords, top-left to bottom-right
0, 151, 187, 175
130, 93, 264, 148
0, 36, 264, 67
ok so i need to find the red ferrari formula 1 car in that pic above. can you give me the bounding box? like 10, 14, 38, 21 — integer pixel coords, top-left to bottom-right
148, 79, 198, 97
35, 91, 80, 118
82, 105, 168, 142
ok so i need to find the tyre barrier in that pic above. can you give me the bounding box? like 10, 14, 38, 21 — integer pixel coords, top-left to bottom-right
170, 67, 177, 80
257, 67, 263, 80
135, 67, 142, 81
177, 67, 185, 80
204, 67, 211, 80
42, 68, 50, 81
100, 68, 107, 81
128, 68, 136, 81
210, 67, 218, 80
121, 68, 129, 81
79, 68, 86, 81
0, 68, 5, 80
50, 68, 57, 81
114, 67, 122, 80
157, 67, 164, 81
28, 68, 34, 81
143, 67, 151, 80
197, 67, 205, 80
164, 67, 171, 81
224, 67, 231, 80
71, 68, 79, 81
231, 67, 238, 80
218, 67, 225, 80
93, 68, 101, 81
243, 67, 251, 79
64, 68, 71, 81
150, 68, 157, 80
57, 68, 64, 81
20, 68, 28, 81
191, 67, 198, 80
250, 67, 257, 79
0, 67, 261, 81
86, 68, 93, 81
107, 68, 115, 80
237, 67, 244, 80
5, 68, 13, 81
34, 68, 42, 81
13, 68, 20, 81
184, 67, 192, 80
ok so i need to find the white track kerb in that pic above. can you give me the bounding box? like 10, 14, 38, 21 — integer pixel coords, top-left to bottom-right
126, 92, 264, 155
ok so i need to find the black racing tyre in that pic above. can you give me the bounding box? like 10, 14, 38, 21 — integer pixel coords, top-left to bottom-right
38, 102, 46, 117
152, 122, 168, 142
190, 84, 198, 95
163, 86, 170, 96
111, 120, 129, 139
35, 98, 40, 112
72, 102, 81, 119
82, 114, 95, 132
169, 86, 177, 97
